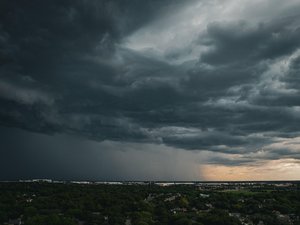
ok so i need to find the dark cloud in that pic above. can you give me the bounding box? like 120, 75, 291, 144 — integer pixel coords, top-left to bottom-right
1, 0, 300, 178
204, 156, 255, 167
200, 18, 300, 65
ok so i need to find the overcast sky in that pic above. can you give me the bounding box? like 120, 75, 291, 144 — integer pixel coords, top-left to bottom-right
1, 0, 300, 181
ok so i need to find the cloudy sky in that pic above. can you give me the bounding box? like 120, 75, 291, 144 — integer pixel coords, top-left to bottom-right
1, 0, 300, 181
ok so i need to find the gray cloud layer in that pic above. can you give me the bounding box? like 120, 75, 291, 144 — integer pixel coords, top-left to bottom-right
1, 0, 300, 179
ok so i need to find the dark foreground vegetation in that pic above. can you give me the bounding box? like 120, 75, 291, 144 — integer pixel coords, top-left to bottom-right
0, 181, 299, 225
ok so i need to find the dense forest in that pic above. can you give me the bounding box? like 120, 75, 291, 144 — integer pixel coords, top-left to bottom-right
0, 182, 299, 225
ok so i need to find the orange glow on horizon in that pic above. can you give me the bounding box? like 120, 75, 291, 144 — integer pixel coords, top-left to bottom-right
201, 159, 300, 181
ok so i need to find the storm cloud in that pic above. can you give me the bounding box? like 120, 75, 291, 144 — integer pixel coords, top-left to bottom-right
1, 0, 300, 180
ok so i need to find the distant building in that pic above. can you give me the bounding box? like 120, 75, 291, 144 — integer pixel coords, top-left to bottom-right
155, 182, 175, 187
199, 193, 210, 198
164, 193, 181, 202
